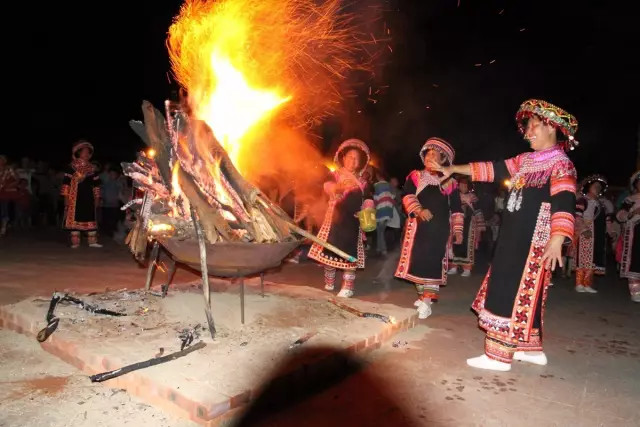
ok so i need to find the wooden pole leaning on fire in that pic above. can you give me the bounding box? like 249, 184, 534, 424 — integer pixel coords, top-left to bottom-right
137, 100, 356, 262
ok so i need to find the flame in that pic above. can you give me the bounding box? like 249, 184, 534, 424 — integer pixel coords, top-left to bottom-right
168, 0, 292, 172
171, 163, 182, 198
168, 0, 368, 175
148, 222, 174, 234
197, 54, 290, 167
325, 160, 338, 172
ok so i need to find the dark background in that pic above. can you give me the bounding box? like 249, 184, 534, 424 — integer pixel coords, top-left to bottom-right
5, 0, 638, 185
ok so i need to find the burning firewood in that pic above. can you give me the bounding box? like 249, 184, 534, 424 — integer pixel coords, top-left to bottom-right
123, 99, 358, 269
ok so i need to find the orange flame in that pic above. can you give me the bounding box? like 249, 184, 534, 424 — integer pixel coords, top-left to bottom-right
324, 160, 338, 172
168, 0, 366, 176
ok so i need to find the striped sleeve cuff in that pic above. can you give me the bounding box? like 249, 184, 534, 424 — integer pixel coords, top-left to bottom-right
551, 212, 575, 241
470, 162, 495, 182
451, 212, 464, 234
550, 176, 577, 196
402, 194, 422, 215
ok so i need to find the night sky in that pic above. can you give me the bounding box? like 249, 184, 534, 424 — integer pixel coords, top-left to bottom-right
8, 0, 638, 186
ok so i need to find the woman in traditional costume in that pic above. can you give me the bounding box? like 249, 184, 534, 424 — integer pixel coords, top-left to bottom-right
394, 138, 463, 319
617, 171, 640, 303
574, 174, 612, 293
61, 141, 102, 248
449, 176, 485, 277
432, 99, 578, 371
308, 139, 372, 298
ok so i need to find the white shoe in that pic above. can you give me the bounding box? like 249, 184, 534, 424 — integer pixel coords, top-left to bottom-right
447, 267, 458, 275
414, 299, 422, 307
513, 351, 548, 366
582, 286, 598, 294
89, 243, 103, 248
631, 294, 640, 303
416, 301, 432, 319
466, 354, 511, 371
461, 270, 471, 277
71, 244, 80, 249
575, 285, 586, 293
337, 288, 354, 298
324, 283, 335, 291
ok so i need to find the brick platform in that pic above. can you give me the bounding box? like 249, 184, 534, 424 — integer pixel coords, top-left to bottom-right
0, 281, 417, 426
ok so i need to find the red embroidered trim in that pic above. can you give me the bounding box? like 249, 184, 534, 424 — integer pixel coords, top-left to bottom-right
451, 212, 464, 234
394, 217, 445, 290
470, 162, 494, 182
504, 155, 523, 177
63, 174, 97, 231
550, 160, 577, 196
402, 194, 422, 215
550, 211, 575, 241
308, 199, 365, 270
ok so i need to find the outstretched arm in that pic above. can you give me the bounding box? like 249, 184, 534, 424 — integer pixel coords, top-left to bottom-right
429, 155, 523, 184
428, 162, 471, 181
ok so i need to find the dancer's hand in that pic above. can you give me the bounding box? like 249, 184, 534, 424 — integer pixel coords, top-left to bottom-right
454, 232, 463, 245
418, 209, 433, 222
428, 161, 455, 181
541, 235, 566, 271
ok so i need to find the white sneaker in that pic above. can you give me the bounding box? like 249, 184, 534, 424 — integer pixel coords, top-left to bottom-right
631, 294, 640, 303
513, 351, 548, 366
337, 288, 354, 298
324, 283, 335, 291
575, 285, 586, 293
461, 270, 471, 277
89, 243, 103, 248
414, 299, 422, 307
416, 301, 432, 319
71, 244, 80, 249
582, 286, 598, 294
466, 354, 511, 371
447, 267, 458, 275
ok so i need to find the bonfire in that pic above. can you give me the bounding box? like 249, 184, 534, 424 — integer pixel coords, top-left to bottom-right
121, 0, 384, 338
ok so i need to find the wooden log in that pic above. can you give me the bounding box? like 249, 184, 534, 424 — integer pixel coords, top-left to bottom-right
190, 120, 293, 240
140, 101, 173, 186
178, 168, 228, 243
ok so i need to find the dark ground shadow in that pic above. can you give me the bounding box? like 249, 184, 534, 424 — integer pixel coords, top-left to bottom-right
236, 346, 422, 426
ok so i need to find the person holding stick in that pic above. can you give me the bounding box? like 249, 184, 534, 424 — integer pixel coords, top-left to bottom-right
308, 139, 373, 298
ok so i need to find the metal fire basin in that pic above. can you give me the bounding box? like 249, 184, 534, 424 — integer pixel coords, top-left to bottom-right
157, 238, 302, 277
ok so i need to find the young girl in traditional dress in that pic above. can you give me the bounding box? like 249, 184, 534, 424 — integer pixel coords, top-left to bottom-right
61, 141, 102, 248
575, 174, 612, 293
449, 176, 485, 277
617, 171, 640, 303
432, 99, 578, 371
308, 139, 372, 298
395, 138, 463, 319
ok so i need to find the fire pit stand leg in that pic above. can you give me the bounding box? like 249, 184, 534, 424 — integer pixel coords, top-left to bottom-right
144, 241, 160, 291
240, 278, 245, 325
260, 273, 265, 298
191, 208, 216, 339
161, 258, 177, 297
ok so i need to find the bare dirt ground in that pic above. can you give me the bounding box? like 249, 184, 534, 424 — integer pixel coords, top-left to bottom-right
1, 231, 639, 426
0, 329, 196, 427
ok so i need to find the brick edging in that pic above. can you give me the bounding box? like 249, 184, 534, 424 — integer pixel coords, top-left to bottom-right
0, 303, 417, 426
